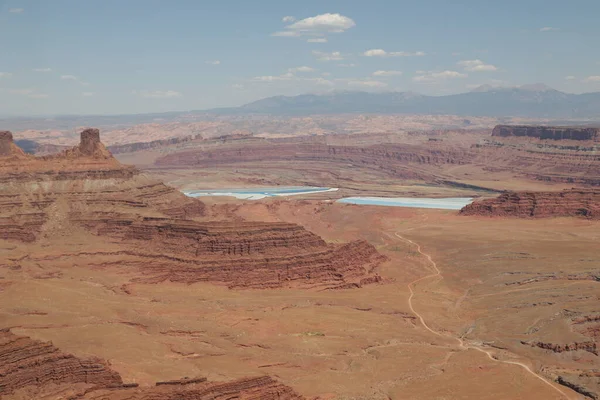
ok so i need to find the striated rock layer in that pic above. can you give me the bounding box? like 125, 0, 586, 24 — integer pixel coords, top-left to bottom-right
1, 129, 384, 289
460, 189, 600, 218
0, 330, 303, 399
0, 329, 123, 396
154, 136, 473, 181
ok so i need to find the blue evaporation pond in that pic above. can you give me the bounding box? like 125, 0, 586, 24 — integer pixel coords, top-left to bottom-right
183, 187, 337, 200
337, 197, 473, 210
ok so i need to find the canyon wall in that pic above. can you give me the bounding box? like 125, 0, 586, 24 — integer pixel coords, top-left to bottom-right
154, 139, 473, 181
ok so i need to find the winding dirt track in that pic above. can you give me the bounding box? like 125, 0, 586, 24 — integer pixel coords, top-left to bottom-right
395, 232, 577, 400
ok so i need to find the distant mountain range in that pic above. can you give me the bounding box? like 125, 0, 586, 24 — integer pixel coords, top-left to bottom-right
2, 84, 600, 132
212, 84, 600, 119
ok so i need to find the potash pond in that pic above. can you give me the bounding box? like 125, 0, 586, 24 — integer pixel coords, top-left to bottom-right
336, 197, 474, 210
183, 187, 338, 200
182, 187, 473, 209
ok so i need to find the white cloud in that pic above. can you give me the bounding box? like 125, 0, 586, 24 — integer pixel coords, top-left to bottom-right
307, 38, 327, 43
205, 60, 221, 65
565, 75, 576, 80
9, 8, 24, 13
363, 49, 426, 57
282, 16, 295, 23
82, 92, 95, 97
272, 13, 355, 38
584, 76, 600, 82
32, 68, 52, 72
338, 63, 356, 68
363, 49, 387, 57
312, 50, 344, 61
0, 72, 12, 78
287, 13, 355, 33
458, 59, 497, 72
134, 90, 182, 98
322, 72, 331, 76
347, 80, 388, 88
413, 70, 468, 83
29, 94, 49, 99
373, 70, 403, 77
540, 27, 559, 32
232, 84, 244, 89
288, 66, 316, 73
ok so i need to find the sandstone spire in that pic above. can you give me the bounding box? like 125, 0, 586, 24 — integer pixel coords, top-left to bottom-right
76, 128, 113, 158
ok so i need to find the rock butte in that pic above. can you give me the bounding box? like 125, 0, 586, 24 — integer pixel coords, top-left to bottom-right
460, 189, 600, 218
0, 329, 303, 399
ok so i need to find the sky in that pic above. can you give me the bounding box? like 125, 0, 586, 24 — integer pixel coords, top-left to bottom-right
1, 0, 600, 116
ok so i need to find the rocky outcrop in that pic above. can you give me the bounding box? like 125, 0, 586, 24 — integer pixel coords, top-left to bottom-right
572, 314, 600, 340
521, 340, 598, 356
557, 375, 599, 400
460, 189, 600, 218
492, 125, 600, 141
0, 128, 130, 180
0, 330, 303, 399
0, 329, 123, 396
81, 376, 304, 399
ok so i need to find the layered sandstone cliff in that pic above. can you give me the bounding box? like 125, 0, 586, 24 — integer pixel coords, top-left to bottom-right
154, 138, 472, 181
460, 189, 600, 218
1, 129, 384, 289
492, 125, 600, 141
0, 330, 303, 399
0, 329, 123, 396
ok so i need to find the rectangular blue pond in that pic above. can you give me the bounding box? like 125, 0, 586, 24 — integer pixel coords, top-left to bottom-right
336, 197, 473, 210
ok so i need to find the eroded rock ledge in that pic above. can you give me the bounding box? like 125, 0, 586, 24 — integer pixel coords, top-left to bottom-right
0, 329, 303, 399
